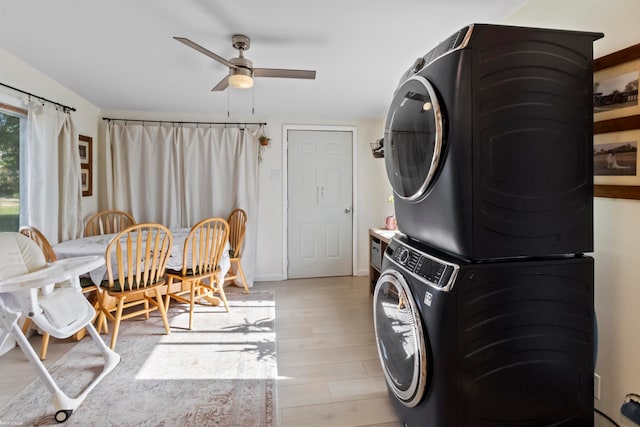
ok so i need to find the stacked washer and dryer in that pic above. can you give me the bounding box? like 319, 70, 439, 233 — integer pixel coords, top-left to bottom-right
373, 24, 603, 426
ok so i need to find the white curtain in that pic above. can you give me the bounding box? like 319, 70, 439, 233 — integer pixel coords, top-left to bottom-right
106, 122, 259, 286
108, 124, 181, 226
26, 102, 83, 244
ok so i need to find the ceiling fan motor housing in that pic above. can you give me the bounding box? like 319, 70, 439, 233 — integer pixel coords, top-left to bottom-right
230, 35, 253, 78
232, 34, 250, 51
230, 56, 253, 76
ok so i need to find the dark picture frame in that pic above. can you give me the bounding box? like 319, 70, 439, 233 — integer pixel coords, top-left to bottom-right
79, 135, 93, 197
81, 168, 92, 197
593, 44, 640, 199
78, 134, 92, 166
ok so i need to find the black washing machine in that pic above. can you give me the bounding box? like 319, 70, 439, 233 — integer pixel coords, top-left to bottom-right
384, 24, 603, 260
373, 235, 594, 426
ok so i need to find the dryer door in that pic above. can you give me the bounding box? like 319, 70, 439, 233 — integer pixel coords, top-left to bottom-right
384, 76, 444, 201
373, 269, 428, 407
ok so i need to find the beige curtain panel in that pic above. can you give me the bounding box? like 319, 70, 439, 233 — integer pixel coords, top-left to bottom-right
105, 122, 259, 286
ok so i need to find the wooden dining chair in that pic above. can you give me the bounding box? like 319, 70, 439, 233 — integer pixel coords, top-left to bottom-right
165, 217, 230, 330
19, 226, 57, 263
224, 208, 249, 293
98, 223, 173, 350
19, 226, 100, 359
85, 210, 136, 237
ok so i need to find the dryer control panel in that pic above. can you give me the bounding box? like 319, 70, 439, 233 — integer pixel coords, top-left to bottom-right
388, 238, 459, 292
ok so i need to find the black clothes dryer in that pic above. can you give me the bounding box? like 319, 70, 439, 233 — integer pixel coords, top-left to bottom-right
384, 24, 603, 260
373, 235, 595, 426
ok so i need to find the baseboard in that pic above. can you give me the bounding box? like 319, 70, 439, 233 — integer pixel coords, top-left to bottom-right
253, 269, 369, 283
254, 274, 285, 283
254, 271, 368, 282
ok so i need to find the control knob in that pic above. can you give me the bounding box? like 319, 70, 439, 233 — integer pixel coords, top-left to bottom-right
397, 248, 410, 265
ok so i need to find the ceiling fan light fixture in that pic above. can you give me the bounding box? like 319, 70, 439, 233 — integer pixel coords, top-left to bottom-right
174, 34, 316, 92
229, 68, 253, 89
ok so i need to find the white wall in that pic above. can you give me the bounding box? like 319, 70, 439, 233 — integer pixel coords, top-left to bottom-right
0, 46, 101, 221
505, 2, 640, 425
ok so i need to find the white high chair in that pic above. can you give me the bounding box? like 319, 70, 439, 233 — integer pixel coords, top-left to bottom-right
0, 232, 120, 423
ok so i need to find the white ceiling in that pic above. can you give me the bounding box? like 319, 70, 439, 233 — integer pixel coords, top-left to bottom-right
0, 0, 527, 121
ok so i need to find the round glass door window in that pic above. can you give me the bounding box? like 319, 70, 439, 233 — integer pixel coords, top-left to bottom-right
373, 269, 428, 407
384, 76, 443, 201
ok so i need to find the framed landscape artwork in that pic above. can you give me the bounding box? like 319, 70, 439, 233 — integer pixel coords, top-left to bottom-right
81, 168, 92, 197
594, 65, 640, 122
593, 130, 639, 184
79, 135, 92, 197
78, 135, 92, 166
593, 43, 640, 200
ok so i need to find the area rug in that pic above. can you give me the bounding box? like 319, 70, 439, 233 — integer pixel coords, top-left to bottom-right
0, 289, 277, 426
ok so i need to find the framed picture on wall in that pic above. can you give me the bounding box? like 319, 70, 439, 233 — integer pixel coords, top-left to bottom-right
78, 135, 92, 166
594, 43, 640, 199
594, 65, 640, 122
594, 130, 639, 184
81, 167, 92, 197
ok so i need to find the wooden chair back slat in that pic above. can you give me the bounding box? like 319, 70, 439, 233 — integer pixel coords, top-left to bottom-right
223, 208, 250, 293
105, 223, 172, 293
183, 217, 229, 276
227, 208, 247, 258
85, 210, 136, 237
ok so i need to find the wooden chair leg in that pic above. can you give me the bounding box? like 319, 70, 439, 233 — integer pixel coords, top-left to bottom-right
96, 310, 107, 334
164, 277, 174, 313
236, 261, 249, 293
40, 333, 50, 360
23, 317, 51, 360
154, 288, 171, 335
73, 328, 87, 341
21, 317, 32, 335
217, 285, 230, 312
188, 280, 196, 330
110, 297, 125, 350
96, 291, 109, 334
227, 259, 249, 293
94, 298, 109, 335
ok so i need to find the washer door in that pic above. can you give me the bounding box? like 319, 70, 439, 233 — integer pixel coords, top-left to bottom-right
384, 76, 444, 201
373, 269, 428, 407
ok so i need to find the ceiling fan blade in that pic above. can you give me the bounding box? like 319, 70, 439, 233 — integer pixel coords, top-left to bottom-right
211, 75, 229, 91
253, 68, 316, 80
174, 37, 237, 69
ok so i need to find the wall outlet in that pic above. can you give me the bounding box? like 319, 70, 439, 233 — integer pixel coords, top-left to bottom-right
594, 373, 601, 400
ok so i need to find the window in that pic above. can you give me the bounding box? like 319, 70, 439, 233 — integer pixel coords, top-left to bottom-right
0, 104, 26, 232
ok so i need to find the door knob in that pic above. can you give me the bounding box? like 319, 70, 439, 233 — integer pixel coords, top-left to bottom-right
345, 208, 351, 214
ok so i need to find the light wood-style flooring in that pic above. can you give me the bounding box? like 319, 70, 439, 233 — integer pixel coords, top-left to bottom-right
260, 276, 400, 427
0, 276, 401, 426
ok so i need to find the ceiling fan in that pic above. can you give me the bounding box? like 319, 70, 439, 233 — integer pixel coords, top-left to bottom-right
174, 34, 316, 91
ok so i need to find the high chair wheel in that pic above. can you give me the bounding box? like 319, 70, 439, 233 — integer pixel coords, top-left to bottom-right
55, 409, 72, 422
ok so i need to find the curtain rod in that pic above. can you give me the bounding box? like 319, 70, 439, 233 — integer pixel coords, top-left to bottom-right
0, 82, 76, 112
103, 117, 266, 127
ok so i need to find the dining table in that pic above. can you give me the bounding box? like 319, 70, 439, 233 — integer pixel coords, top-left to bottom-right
53, 227, 231, 286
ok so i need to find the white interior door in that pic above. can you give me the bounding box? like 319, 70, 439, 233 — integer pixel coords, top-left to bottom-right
287, 129, 353, 278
